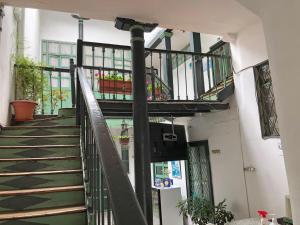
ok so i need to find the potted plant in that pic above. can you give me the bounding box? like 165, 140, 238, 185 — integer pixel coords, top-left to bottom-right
177, 198, 234, 225
97, 72, 132, 95
11, 56, 44, 121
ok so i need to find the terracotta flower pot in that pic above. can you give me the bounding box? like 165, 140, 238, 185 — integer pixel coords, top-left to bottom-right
11, 100, 38, 122
98, 78, 132, 95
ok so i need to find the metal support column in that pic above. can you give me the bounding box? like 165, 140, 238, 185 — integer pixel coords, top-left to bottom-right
189, 32, 205, 98
115, 17, 157, 225
130, 25, 153, 225
78, 19, 84, 40
162, 31, 174, 99
76, 39, 83, 125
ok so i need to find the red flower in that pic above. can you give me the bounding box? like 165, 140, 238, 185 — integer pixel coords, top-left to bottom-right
257, 210, 268, 218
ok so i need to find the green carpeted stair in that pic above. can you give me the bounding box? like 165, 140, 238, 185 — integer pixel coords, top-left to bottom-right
0, 115, 87, 225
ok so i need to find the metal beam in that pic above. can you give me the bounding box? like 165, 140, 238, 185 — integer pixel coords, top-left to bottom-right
189, 32, 205, 98
97, 100, 229, 117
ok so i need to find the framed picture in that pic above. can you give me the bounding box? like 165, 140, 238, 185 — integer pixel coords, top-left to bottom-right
171, 161, 181, 178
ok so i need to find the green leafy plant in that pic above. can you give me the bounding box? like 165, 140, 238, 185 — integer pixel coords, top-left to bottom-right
42, 89, 69, 112
14, 56, 44, 101
97, 72, 128, 81
177, 198, 234, 225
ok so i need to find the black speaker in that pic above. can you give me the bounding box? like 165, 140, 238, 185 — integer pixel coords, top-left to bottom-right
149, 123, 187, 162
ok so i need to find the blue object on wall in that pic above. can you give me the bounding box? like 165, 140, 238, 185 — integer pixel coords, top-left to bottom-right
171, 161, 182, 178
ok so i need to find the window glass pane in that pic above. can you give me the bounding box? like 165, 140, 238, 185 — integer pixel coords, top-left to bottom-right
61, 57, 70, 68
61, 44, 72, 55
48, 43, 60, 54
42, 42, 48, 53
61, 79, 70, 88
254, 61, 280, 137
49, 56, 59, 67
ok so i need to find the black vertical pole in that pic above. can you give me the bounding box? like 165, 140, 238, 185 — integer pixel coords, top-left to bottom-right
190, 32, 205, 98
130, 25, 153, 225
70, 58, 76, 108
76, 39, 83, 125
79, 19, 84, 40
162, 31, 174, 99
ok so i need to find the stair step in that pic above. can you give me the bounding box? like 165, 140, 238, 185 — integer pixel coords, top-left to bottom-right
0, 169, 82, 177
1, 126, 79, 136
0, 145, 80, 159
0, 170, 83, 190
0, 206, 86, 221
0, 185, 83, 196
0, 157, 81, 173
0, 136, 79, 146
0, 187, 85, 212
0, 156, 79, 162
15, 117, 76, 127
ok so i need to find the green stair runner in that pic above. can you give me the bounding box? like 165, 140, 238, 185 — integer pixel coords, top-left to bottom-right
0, 115, 87, 225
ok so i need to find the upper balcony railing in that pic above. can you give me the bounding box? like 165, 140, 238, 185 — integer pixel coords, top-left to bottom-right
13, 41, 232, 116
78, 40, 233, 102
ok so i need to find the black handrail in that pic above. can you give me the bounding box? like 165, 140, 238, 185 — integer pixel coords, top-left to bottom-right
76, 67, 148, 225
82, 40, 230, 59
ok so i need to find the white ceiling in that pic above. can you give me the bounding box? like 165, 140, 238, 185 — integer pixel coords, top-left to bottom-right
4, 0, 258, 36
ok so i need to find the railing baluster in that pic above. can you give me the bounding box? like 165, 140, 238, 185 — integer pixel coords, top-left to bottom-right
176, 53, 180, 100
122, 50, 126, 100
107, 193, 111, 225
96, 152, 101, 225
49, 71, 53, 115
41, 69, 44, 115
150, 52, 155, 101
184, 54, 188, 100
113, 48, 116, 100
102, 47, 106, 99
159, 53, 162, 100
59, 72, 62, 110
101, 172, 104, 225
108, 70, 111, 100
192, 55, 197, 100
207, 56, 212, 93
32, 67, 35, 101
92, 46, 95, 91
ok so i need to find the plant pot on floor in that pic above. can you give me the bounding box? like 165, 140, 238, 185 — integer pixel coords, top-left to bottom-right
11, 100, 38, 122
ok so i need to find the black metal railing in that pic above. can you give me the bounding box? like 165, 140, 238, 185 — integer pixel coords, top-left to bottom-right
76, 67, 147, 225
14, 59, 76, 115
78, 40, 232, 102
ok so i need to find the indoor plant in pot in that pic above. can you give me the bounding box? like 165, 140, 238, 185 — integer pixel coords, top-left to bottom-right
97, 72, 132, 95
11, 56, 44, 121
178, 197, 234, 225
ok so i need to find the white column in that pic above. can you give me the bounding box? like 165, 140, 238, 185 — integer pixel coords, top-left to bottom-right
236, 0, 300, 223
23, 8, 40, 61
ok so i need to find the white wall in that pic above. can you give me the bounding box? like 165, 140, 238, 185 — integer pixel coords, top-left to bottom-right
23, 8, 40, 60
187, 99, 249, 219
39, 9, 162, 49
235, 1, 300, 222
40, 10, 131, 46
0, 6, 16, 126
231, 21, 289, 218
183, 21, 289, 220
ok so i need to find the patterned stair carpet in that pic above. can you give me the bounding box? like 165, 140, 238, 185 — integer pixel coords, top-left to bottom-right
0, 116, 87, 225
